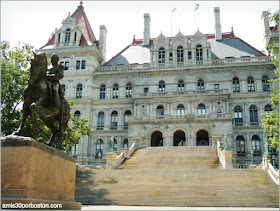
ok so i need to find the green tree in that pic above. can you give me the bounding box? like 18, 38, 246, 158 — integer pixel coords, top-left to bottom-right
1, 41, 32, 135
1, 41, 92, 152
261, 11, 279, 150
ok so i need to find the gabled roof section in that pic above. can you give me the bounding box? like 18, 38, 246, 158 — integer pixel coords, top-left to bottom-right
71, 1, 96, 45
39, 1, 96, 49
173, 31, 187, 42
104, 31, 265, 66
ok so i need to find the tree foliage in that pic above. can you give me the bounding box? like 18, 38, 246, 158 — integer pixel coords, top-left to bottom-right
1, 41, 32, 135
1, 41, 92, 152
261, 11, 279, 150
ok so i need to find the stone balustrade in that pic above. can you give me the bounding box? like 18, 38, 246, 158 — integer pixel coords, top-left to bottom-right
105, 138, 141, 169
131, 113, 233, 122
258, 155, 279, 185
96, 56, 272, 73
135, 89, 229, 98
217, 140, 233, 169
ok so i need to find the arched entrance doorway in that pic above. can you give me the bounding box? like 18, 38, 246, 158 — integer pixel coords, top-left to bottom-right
196, 130, 209, 146
173, 130, 186, 146
151, 131, 163, 147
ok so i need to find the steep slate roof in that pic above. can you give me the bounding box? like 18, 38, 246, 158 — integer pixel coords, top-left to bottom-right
105, 31, 265, 66
40, 1, 96, 50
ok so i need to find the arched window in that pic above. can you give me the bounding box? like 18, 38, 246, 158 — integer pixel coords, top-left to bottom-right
96, 139, 104, 156
197, 79, 204, 91
76, 84, 83, 98
124, 110, 132, 127
61, 84, 66, 96
100, 84, 106, 99
233, 77, 240, 93
262, 76, 270, 91
247, 76, 255, 92
65, 28, 71, 42
177, 46, 184, 62
156, 105, 164, 116
249, 105, 258, 122
178, 80, 184, 92
234, 106, 243, 124
177, 104, 185, 115
264, 104, 272, 116
252, 135, 261, 154
74, 111, 81, 121
111, 111, 118, 129
197, 104, 206, 114
113, 139, 118, 151
159, 80, 166, 92
112, 84, 119, 98
123, 139, 128, 148
196, 45, 203, 61
236, 136, 245, 154
158, 47, 165, 64
97, 111, 105, 128
126, 83, 132, 98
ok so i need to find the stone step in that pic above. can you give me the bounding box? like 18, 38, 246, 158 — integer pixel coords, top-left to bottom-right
75, 146, 279, 207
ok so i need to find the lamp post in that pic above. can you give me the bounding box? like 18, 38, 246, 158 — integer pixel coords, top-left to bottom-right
109, 136, 114, 152
251, 149, 254, 165
224, 134, 230, 151
263, 138, 271, 156
98, 152, 102, 166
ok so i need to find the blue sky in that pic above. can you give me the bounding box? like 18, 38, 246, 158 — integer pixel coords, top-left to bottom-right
1, 1, 279, 61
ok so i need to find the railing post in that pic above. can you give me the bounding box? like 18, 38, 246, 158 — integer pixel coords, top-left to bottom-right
222, 150, 233, 169
121, 148, 129, 158
106, 152, 117, 170
133, 137, 142, 149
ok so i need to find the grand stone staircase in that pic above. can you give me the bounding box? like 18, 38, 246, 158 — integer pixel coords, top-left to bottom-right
75, 146, 279, 207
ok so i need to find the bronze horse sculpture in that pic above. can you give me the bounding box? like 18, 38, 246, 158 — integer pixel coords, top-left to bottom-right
13, 52, 70, 148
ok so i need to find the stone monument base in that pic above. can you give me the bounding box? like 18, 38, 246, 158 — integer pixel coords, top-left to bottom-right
1, 135, 81, 210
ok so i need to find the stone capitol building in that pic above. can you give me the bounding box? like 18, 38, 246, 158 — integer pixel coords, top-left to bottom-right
38, 2, 278, 168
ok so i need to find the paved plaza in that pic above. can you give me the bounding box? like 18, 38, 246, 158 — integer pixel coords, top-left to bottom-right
82, 205, 279, 210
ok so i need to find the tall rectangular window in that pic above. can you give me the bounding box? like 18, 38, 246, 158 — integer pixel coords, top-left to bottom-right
76, 61, 81, 70
188, 51, 192, 60
65, 61, 69, 70
81, 60, 86, 69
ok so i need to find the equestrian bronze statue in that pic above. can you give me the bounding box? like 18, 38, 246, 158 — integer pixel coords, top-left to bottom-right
13, 52, 70, 148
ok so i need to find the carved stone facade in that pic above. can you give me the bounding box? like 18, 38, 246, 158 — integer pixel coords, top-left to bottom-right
38, 3, 278, 168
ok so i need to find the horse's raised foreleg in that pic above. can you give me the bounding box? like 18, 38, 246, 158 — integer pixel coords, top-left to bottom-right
12, 102, 30, 135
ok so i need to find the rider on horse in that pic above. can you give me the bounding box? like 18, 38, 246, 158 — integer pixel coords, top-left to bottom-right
46, 54, 64, 111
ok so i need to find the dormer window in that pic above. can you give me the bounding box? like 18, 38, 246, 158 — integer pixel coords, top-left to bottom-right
158, 47, 165, 63
58, 33, 61, 43
177, 46, 184, 62
65, 28, 71, 42
196, 45, 203, 61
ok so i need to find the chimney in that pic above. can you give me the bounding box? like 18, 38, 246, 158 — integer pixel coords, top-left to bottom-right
262, 11, 271, 38
99, 25, 107, 63
143, 13, 151, 46
214, 7, 222, 41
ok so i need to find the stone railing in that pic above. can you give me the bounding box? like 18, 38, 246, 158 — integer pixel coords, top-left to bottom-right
135, 89, 229, 98
217, 140, 233, 169
257, 156, 279, 185
106, 138, 141, 169
96, 56, 272, 73
132, 113, 233, 122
